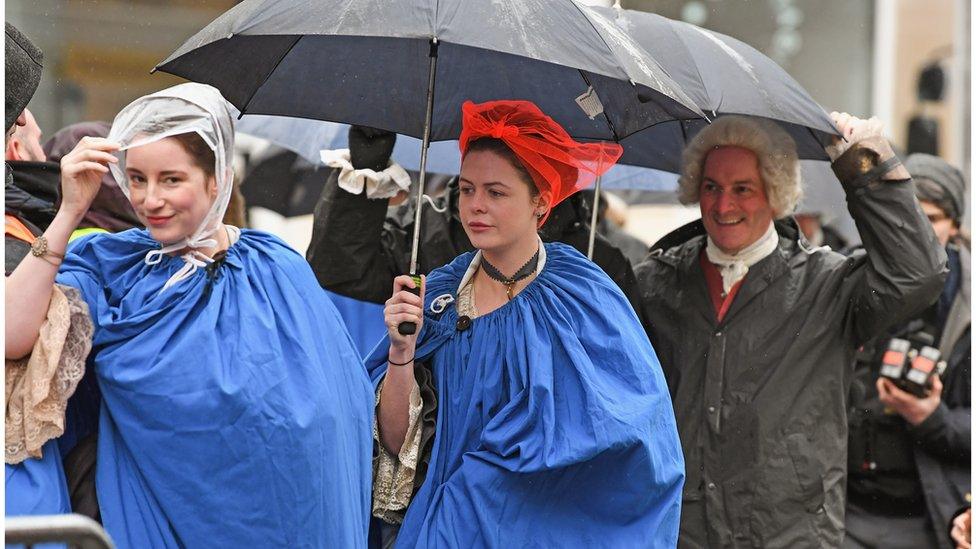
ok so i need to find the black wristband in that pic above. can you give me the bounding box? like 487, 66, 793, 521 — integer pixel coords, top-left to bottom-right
847, 156, 904, 189
388, 355, 415, 367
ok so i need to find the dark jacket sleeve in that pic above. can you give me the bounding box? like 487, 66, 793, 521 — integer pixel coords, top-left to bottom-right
591, 236, 644, 319
540, 196, 645, 318
910, 339, 971, 462
909, 402, 971, 462
833, 138, 949, 345
306, 170, 404, 304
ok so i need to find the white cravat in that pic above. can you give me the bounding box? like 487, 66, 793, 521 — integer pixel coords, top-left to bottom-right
705, 222, 779, 295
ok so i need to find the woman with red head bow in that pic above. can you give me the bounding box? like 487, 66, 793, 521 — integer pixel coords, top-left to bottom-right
366, 100, 684, 548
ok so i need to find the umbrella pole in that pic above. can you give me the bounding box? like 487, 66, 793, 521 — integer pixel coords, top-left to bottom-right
409, 38, 439, 276
397, 38, 438, 336
587, 175, 602, 259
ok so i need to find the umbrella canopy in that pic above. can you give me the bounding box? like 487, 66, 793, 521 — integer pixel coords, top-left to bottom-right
155, 0, 703, 142
580, 6, 840, 255
238, 144, 460, 218
592, 6, 839, 171
236, 114, 462, 175
222, 5, 838, 193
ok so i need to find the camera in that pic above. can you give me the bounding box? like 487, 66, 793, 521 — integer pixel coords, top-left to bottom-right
878, 337, 947, 397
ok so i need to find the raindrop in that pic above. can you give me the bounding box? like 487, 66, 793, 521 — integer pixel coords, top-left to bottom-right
681, 2, 709, 26
773, 29, 802, 57
777, 7, 804, 27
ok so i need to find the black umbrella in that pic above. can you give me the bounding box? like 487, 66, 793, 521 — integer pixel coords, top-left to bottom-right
579, 6, 841, 257
155, 1, 701, 142
155, 0, 705, 332
596, 6, 837, 169
240, 149, 327, 218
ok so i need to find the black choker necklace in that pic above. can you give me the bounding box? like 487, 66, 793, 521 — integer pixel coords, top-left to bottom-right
480, 249, 540, 300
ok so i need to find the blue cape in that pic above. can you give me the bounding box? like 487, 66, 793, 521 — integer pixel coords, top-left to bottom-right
366, 243, 684, 548
56, 229, 373, 548
4, 440, 70, 517
325, 290, 387, 358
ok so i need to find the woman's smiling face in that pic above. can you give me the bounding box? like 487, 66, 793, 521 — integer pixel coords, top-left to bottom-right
125, 136, 217, 245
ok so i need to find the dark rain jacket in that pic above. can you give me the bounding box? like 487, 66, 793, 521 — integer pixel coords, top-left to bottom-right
634, 141, 947, 548
914, 239, 970, 548
306, 170, 643, 312
5, 161, 60, 274
846, 238, 970, 548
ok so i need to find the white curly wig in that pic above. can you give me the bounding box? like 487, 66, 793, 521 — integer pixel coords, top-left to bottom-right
678, 116, 802, 218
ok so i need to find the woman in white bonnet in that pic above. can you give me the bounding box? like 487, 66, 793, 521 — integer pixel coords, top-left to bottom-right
5, 83, 373, 548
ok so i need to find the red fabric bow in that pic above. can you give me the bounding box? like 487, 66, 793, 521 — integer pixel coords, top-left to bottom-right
489, 124, 519, 140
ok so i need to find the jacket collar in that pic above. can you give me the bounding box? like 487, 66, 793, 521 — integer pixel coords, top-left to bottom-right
940, 240, 971, 356
650, 216, 812, 326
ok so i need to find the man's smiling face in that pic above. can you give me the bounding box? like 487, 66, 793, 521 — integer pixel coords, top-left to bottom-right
699, 146, 775, 255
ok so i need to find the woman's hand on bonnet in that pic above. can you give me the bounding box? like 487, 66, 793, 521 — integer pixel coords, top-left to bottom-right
59, 137, 120, 220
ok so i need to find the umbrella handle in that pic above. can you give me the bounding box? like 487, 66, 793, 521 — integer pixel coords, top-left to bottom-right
397, 274, 424, 335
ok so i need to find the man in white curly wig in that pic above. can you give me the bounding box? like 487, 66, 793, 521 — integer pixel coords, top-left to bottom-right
634, 113, 948, 548
677, 116, 802, 256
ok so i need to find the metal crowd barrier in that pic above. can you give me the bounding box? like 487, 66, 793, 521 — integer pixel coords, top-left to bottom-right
5, 514, 113, 549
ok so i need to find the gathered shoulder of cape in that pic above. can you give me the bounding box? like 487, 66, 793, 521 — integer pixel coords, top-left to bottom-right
58, 228, 313, 322
61, 227, 307, 286
415, 242, 640, 347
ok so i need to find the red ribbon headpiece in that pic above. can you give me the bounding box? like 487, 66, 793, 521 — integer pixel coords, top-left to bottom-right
458, 100, 623, 226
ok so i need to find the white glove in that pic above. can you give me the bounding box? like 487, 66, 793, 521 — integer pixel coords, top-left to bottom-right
824, 112, 886, 162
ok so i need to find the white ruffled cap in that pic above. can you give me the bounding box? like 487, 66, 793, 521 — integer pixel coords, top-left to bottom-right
107, 83, 235, 291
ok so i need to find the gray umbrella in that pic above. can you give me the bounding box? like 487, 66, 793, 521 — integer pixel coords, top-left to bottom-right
578, 6, 841, 257
156, 0, 704, 332
593, 6, 839, 170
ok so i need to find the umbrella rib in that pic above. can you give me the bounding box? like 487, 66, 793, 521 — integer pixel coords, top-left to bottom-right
237, 35, 304, 117
668, 18, 712, 109
603, 114, 684, 143
569, 2, 638, 86
806, 124, 831, 160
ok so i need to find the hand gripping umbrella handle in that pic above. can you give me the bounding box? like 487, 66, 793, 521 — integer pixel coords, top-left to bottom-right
397, 274, 424, 335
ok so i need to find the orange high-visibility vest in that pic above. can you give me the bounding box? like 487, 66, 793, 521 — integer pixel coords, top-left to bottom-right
5, 214, 36, 244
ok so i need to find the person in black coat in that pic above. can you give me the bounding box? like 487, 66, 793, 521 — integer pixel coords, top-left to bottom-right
845, 153, 970, 549
634, 114, 946, 548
